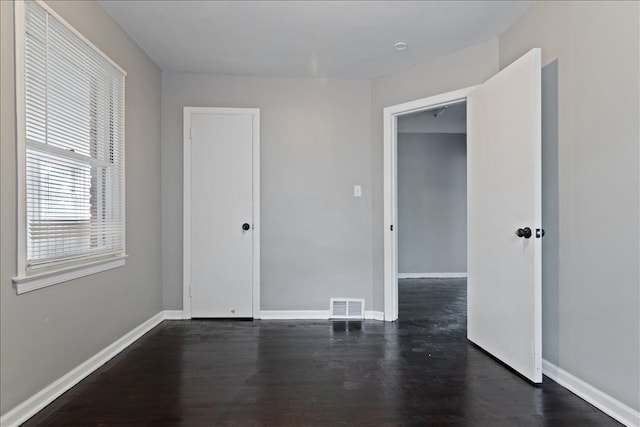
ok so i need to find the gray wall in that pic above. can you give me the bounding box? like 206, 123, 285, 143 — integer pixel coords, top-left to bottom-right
161, 73, 373, 311
541, 59, 561, 387
163, 42, 499, 315
397, 133, 467, 274
370, 40, 500, 310
0, 0, 162, 415
500, 1, 639, 411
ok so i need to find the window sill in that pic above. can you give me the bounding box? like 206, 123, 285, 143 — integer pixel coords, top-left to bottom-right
12, 255, 128, 294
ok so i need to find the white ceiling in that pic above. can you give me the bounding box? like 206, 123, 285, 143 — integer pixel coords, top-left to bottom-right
98, 1, 533, 80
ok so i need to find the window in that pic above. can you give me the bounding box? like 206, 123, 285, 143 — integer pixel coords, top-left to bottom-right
13, 0, 127, 293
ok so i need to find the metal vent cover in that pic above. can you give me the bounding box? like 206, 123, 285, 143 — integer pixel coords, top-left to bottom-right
330, 298, 365, 319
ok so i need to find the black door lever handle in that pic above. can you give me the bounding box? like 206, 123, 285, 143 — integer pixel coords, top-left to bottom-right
242, 223, 251, 231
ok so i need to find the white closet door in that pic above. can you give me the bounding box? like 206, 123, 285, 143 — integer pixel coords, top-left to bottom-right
189, 110, 255, 318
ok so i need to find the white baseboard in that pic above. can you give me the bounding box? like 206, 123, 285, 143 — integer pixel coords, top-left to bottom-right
0, 310, 176, 427
163, 310, 184, 320
398, 272, 467, 279
259, 310, 329, 320
258, 310, 385, 321
364, 310, 385, 321
543, 359, 640, 427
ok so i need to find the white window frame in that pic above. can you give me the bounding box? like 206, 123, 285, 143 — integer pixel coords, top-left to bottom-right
12, 0, 127, 294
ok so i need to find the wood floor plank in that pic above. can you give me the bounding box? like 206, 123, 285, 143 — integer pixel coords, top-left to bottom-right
23, 279, 621, 426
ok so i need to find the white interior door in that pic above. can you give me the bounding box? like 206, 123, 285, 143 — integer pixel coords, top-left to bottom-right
187, 109, 258, 318
467, 48, 542, 382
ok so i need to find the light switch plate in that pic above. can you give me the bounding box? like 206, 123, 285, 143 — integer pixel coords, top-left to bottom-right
354, 185, 362, 198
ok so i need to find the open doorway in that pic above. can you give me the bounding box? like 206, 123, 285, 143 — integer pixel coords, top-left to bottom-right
383, 87, 475, 322
383, 49, 550, 385
396, 102, 467, 284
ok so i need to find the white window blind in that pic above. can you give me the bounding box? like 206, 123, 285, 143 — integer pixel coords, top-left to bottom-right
18, 0, 126, 279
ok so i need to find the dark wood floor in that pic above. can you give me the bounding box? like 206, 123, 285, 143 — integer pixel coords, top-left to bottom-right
24, 279, 619, 426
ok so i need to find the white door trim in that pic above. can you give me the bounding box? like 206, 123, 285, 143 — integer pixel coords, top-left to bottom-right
183, 107, 260, 319
383, 87, 476, 321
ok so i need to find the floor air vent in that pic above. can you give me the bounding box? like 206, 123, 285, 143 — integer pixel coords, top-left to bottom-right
330, 298, 365, 319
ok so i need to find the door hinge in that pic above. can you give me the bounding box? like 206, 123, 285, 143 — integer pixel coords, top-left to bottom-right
189, 126, 192, 139
390, 225, 394, 231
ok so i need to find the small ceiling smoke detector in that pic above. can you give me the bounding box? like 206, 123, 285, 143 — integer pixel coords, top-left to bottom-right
394, 42, 407, 51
